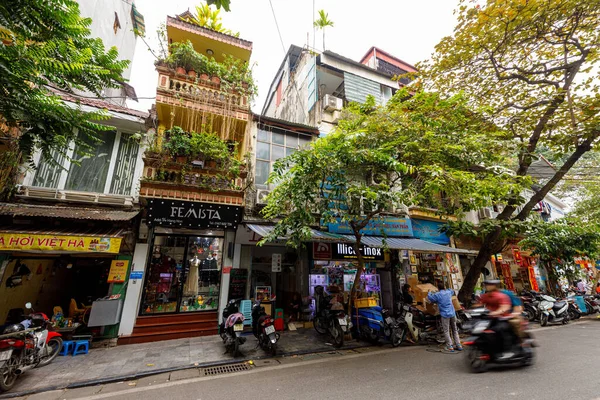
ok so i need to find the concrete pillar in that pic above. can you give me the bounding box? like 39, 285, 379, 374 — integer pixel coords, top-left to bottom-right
118, 243, 148, 336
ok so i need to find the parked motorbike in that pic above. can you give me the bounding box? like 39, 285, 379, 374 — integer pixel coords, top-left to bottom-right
0, 302, 62, 392
352, 306, 405, 347
566, 297, 583, 320
313, 286, 348, 348
462, 308, 534, 373
219, 299, 246, 357
520, 291, 540, 322
398, 302, 444, 344
251, 300, 279, 356
537, 294, 569, 326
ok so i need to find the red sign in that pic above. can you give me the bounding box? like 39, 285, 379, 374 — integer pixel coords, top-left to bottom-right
313, 242, 332, 260
222, 266, 232, 274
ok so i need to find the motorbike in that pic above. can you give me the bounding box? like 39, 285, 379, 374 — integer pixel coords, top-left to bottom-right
313, 286, 348, 348
537, 294, 569, 326
351, 306, 405, 347
251, 300, 279, 356
566, 297, 583, 320
583, 295, 599, 315
0, 302, 62, 392
219, 299, 246, 357
462, 307, 534, 373
520, 291, 540, 322
398, 302, 444, 344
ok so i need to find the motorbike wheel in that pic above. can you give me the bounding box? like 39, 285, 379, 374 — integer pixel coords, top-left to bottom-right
540, 313, 548, 327
464, 346, 487, 373
314, 316, 327, 335
234, 338, 241, 357
37, 337, 63, 368
391, 327, 406, 348
330, 322, 344, 348
524, 306, 537, 322
270, 342, 277, 357
0, 355, 19, 392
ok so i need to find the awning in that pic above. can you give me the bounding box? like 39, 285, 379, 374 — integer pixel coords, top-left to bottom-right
0, 226, 126, 254
0, 203, 140, 221
246, 224, 476, 254
246, 224, 346, 242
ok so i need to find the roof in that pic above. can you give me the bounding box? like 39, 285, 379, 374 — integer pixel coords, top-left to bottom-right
168, 15, 252, 51
0, 203, 140, 222
58, 93, 149, 119
252, 114, 320, 135
359, 46, 417, 72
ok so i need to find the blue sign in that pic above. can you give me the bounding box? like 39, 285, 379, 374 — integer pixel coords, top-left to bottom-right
129, 271, 143, 280
327, 217, 413, 237
411, 218, 450, 245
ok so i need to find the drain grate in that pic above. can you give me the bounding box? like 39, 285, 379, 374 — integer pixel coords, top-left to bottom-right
203, 363, 250, 376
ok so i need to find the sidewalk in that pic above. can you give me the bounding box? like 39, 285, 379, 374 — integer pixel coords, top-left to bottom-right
5, 327, 367, 397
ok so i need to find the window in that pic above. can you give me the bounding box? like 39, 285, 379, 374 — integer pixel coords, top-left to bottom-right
32, 130, 140, 196
255, 128, 312, 187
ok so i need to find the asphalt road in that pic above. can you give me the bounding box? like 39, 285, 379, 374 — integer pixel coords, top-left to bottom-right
19, 319, 600, 400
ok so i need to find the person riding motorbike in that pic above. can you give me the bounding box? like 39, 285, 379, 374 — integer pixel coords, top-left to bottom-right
479, 280, 514, 360
500, 287, 524, 340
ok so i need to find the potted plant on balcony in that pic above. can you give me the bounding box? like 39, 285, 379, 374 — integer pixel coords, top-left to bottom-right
168, 41, 200, 77
164, 126, 191, 162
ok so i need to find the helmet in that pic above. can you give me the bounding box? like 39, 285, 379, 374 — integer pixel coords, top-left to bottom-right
483, 279, 501, 286
30, 314, 44, 328
3, 324, 25, 334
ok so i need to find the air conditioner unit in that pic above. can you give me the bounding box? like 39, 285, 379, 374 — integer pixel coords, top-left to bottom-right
256, 189, 271, 205
478, 207, 494, 219
323, 94, 342, 112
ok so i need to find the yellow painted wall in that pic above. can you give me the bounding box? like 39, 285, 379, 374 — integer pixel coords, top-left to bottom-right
0, 259, 70, 323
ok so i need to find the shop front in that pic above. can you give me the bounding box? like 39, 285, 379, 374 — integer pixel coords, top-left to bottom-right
118, 199, 242, 344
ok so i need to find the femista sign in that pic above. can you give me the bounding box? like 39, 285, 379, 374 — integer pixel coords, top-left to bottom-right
146, 199, 243, 229
0, 234, 122, 254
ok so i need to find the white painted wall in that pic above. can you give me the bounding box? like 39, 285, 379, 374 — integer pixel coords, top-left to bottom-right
217, 230, 237, 323
118, 242, 148, 336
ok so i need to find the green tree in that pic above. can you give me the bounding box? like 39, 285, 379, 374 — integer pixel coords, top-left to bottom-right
421, 0, 600, 303
520, 219, 600, 296
314, 10, 334, 51
0, 0, 129, 164
262, 91, 519, 308
207, 0, 231, 12
181, 3, 238, 36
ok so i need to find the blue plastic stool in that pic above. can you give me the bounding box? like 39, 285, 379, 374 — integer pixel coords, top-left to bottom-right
240, 300, 252, 326
59, 340, 74, 356
72, 340, 89, 356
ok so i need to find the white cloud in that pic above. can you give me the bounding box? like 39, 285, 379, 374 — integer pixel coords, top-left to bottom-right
126, 0, 460, 114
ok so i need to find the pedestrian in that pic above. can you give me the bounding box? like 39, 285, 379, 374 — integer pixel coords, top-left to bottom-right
427, 282, 461, 352
577, 279, 587, 294
402, 283, 414, 305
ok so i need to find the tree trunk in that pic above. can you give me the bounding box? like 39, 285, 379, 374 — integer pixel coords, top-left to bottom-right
349, 233, 364, 315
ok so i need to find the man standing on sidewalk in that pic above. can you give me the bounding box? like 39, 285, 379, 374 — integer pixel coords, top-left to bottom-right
428, 283, 461, 352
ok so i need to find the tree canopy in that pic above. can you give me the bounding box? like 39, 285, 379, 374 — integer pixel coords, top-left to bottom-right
420, 0, 600, 302
0, 0, 129, 163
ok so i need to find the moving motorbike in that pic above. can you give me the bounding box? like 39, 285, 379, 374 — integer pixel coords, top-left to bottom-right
313, 286, 348, 348
463, 308, 534, 373
251, 300, 279, 356
0, 302, 63, 392
538, 294, 569, 326
219, 299, 246, 357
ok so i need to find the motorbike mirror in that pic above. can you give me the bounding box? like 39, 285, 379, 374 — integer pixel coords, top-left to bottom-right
25, 302, 32, 309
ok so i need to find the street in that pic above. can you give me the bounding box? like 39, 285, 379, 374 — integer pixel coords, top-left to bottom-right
19, 319, 600, 400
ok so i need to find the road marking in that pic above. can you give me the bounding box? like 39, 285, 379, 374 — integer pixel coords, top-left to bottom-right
72, 346, 420, 400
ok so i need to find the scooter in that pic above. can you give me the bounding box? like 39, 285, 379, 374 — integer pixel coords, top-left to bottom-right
398, 302, 444, 344
537, 294, 569, 326
251, 300, 279, 356
351, 306, 405, 347
462, 308, 534, 373
219, 299, 246, 357
313, 286, 348, 348
0, 302, 62, 392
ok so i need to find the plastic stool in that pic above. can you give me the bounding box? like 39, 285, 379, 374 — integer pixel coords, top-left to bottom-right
59, 340, 74, 356
72, 340, 89, 356
274, 318, 284, 331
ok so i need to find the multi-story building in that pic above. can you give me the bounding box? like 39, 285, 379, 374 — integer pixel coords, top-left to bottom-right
0, 1, 147, 340
118, 11, 253, 344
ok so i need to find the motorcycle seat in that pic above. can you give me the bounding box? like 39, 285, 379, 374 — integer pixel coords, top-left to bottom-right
553, 301, 567, 310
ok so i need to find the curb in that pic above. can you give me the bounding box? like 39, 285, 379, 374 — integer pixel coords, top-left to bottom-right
0, 342, 371, 399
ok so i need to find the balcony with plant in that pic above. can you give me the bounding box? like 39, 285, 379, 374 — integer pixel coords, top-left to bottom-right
141, 126, 248, 197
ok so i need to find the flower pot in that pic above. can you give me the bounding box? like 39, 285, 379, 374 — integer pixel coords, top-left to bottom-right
211, 76, 221, 85
206, 160, 217, 169
188, 70, 197, 78
239, 170, 248, 179
176, 67, 186, 75
176, 155, 188, 164
200, 73, 209, 81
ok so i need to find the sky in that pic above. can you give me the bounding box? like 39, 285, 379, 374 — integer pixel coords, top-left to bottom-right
126, 0, 461, 113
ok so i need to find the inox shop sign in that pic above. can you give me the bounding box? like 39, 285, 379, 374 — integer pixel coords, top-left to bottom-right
333, 243, 384, 260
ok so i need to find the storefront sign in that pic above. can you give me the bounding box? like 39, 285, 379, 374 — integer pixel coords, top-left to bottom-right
411, 219, 450, 245
129, 271, 143, 280
146, 200, 243, 229
313, 242, 332, 259
108, 260, 129, 283
332, 243, 384, 261
327, 217, 413, 237
0, 233, 122, 254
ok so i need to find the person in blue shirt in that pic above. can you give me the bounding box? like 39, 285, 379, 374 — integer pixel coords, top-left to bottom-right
428, 282, 461, 352
500, 288, 524, 340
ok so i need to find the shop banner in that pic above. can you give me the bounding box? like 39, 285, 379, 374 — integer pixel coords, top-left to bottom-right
108, 260, 129, 283
327, 216, 413, 237
146, 199, 243, 229
411, 219, 450, 245
0, 233, 122, 254
331, 242, 385, 261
